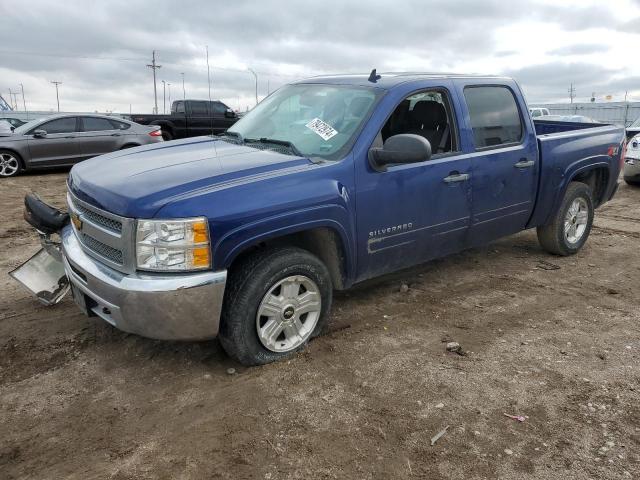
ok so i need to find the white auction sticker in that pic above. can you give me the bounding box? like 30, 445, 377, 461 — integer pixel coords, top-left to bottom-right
305, 118, 338, 141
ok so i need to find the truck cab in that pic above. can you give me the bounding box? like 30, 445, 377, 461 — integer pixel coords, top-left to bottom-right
18, 72, 626, 366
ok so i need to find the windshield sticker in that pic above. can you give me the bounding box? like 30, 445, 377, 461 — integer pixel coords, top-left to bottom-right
306, 118, 338, 141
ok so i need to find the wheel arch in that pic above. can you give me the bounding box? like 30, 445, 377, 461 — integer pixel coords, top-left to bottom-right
0, 147, 26, 170
220, 223, 352, 290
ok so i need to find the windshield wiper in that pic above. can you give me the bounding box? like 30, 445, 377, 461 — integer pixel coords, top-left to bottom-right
244, 137, 303, 157
217, 130, 243, 142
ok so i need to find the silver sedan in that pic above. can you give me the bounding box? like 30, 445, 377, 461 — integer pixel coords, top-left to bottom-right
0, 114, 163, 178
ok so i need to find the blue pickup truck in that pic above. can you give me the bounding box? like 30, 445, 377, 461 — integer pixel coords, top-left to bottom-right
16, 72, 626, 366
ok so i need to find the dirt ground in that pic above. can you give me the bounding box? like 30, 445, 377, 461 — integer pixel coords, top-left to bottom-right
1, 170, 638, 480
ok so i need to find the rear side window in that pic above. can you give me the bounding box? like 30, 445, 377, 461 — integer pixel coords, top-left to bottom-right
464, 86, 523, 149
109, 119, 131, 130
174, 101, 185, 114
34, 117, 78, 134
83, 117, 114, 132
190, 101, 209, 115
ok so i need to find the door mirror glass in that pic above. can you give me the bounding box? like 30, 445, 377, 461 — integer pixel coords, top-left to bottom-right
369, 134, 432, 170
33, 129, 47, 138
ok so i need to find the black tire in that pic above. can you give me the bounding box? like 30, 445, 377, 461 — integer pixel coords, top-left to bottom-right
624, 177, 640, 186
537, 181, 594, 256
219, 247, 332, 366
0, 149, 23, 178
161, 129, 173, 141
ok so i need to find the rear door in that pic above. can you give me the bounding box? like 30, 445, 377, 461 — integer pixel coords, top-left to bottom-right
187, 101, 212, 136
456, 82, 538, 245
76, 116, 122, 159
26, 117, 81, 166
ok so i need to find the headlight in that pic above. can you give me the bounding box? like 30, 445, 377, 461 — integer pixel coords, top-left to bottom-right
136, 217, 210, 271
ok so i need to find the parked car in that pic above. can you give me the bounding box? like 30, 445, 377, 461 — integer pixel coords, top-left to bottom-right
17, 72, 625, 366
627, 116, 640, 141
529, 107, 550, 118
0, 114, 163, 177
0, 120, 12, 134
129, 99, 238, 141
0, 117, 28, 129
623, 133, 640, 185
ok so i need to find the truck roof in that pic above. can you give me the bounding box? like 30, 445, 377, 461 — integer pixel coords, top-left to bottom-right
294, 72, 513, 90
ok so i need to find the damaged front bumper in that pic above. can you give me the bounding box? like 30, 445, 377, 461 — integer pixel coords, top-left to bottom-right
11, 195, 227, 341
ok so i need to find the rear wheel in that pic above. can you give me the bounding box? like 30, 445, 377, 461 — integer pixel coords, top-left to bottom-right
219, 247, 332, 366
0, 150, 22, 178
161, 129, 173, 141
537, 182, 594, 256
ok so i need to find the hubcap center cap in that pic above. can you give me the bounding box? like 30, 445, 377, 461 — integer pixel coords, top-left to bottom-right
282, 305, 295, 321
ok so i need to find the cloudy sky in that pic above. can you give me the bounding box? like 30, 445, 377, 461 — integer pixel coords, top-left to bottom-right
1, 0, 639, 114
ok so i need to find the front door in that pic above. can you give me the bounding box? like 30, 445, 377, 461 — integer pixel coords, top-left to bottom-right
458, 84, 538, 244
355, 85, 473, 281
188, 101, 213, 136
26, 116, 81, 167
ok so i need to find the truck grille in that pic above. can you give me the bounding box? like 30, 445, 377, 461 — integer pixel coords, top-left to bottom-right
74, 203, 122, 233
67, 190, 136, 274
81, 234, 124, 264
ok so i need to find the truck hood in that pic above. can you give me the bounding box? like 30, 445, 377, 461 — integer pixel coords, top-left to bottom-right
68, 136, 315, 218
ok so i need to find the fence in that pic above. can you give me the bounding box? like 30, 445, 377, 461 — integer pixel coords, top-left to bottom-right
530, 102, 640, 127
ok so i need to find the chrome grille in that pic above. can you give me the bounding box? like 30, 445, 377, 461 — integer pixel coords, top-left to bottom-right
67, 189, 136, 274
81, 234, 123, 264
74, 203, 122, 233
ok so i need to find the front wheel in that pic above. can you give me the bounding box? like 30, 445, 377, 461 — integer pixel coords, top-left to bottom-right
0, 150, 22, 178
537, 181, 594, 256
219, 247, 332, 366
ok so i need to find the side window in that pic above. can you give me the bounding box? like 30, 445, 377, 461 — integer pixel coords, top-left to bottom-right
174, 101, 185, 114
380, 90, 457, 155
531, 109, 541, 118
82, 117, 115, 132
109, 119, 131, 130
211, 102, 226, 114
33, 117, 77, 134
190, 101, 209, 115
464, 86, 523, 149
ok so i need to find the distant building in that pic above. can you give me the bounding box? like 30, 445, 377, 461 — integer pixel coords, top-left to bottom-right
0, 95, 12, 112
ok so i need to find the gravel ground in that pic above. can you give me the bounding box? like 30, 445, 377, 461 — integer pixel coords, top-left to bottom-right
1, 170, 638, 479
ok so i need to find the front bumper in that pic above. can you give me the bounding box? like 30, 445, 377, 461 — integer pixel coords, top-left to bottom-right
61, 224, 227, 340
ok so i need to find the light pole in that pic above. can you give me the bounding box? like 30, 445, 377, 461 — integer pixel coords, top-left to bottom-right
181, 72, 185, 101
51, 81, 62, 112
162, 80, 166, 114
168, 83, 171, 109
248, 68, 258, 106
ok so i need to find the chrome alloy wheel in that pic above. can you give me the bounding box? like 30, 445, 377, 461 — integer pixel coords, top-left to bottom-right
0, 153, 19, 177
256, 275, 322, 353
564, 198, 589, 244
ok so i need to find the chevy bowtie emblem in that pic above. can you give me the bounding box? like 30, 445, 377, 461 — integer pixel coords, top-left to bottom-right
70, 211, 82, 231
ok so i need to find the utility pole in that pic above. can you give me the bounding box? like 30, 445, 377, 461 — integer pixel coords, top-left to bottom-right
146, 50, 161, 114
51, 81, 62, 112
19, 83, 26, 113
162, 80, 166, 114
9, 89, 18, 110
248, 68, 258, 106
181, 72, 186, 100
568, 83, 576, 104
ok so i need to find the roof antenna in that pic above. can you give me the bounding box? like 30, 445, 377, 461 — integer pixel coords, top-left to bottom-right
368, 68, 381, 83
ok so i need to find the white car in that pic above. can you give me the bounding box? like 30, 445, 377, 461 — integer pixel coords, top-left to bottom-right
530, 107, 550, 118
623, 134, 640, 185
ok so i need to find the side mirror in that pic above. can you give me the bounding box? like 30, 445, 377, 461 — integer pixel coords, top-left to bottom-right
369, 134, 432, 171
33, 129, 47, 138
224, 108, 236, 118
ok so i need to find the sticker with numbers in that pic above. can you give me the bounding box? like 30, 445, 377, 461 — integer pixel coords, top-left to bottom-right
305, 118, 338, 141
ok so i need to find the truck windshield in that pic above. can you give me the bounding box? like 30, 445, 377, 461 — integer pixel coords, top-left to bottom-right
227, 84, 381, 160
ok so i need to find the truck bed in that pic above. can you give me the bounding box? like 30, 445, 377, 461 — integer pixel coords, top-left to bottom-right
533, 118, 607, 136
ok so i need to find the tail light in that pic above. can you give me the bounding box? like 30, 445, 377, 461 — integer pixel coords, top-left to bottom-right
149, 129, 163, 137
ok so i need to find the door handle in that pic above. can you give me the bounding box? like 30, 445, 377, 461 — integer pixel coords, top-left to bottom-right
65, 136, 76, 139
111, 133, 121, 137
443, 172, 470, 183
514, 159, 535, 168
